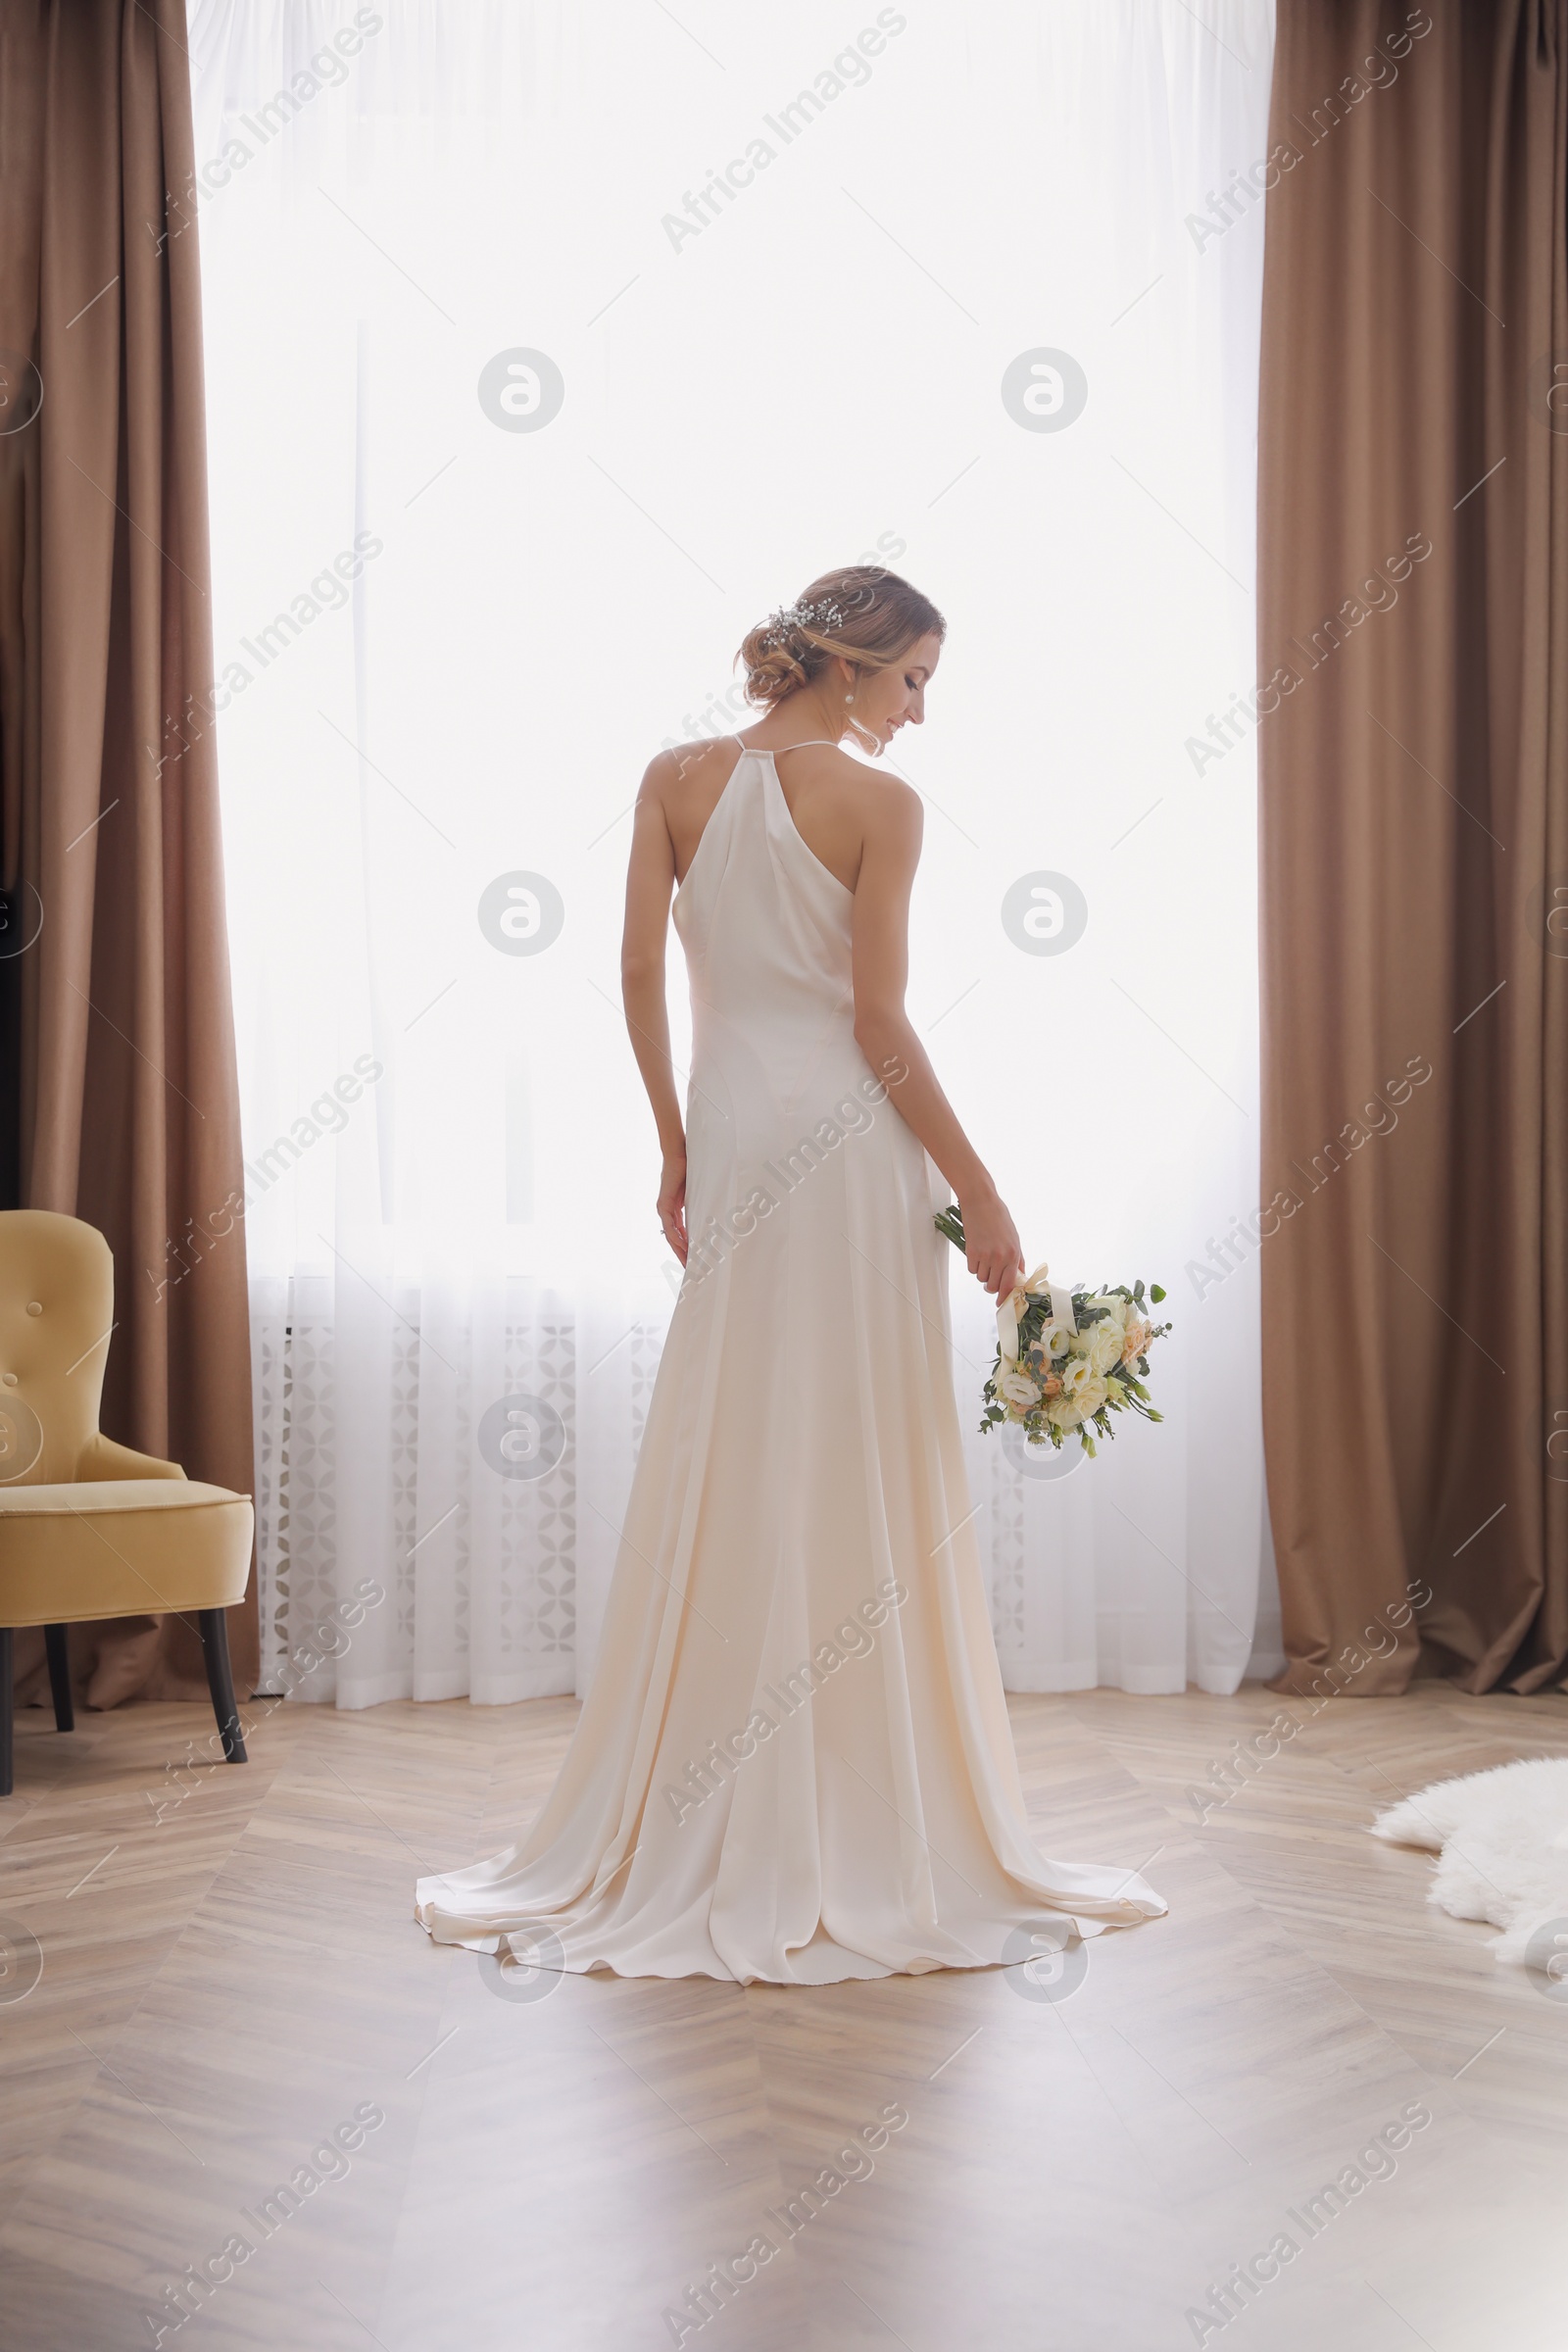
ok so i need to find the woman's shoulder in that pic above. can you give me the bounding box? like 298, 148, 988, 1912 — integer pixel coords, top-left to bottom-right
848, 753, 922, 834
773, 739, 918, 798
777, 742, 921, 833
638, 736, 736, 799
647, 736, 737, 773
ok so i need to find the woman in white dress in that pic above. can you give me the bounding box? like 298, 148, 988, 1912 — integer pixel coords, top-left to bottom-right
416, 566, 1166, 1984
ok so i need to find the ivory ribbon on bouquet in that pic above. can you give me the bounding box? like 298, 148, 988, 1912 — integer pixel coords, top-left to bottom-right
997, 1263, 1076, 1362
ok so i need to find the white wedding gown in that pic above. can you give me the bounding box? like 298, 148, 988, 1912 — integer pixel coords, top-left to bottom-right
416, 741, 1166, 1983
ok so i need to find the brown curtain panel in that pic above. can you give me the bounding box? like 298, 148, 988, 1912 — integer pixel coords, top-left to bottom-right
0, 0, 256, 1707
1258, 0, 1567, 1694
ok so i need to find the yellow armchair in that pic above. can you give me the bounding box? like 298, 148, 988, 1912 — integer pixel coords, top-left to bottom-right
0, 1209, 255, 1795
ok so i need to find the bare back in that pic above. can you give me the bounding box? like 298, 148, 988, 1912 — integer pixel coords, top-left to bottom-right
657, 735, 914, 899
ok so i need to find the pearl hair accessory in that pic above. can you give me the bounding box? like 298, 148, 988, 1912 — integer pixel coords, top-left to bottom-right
759, 594, 847, 649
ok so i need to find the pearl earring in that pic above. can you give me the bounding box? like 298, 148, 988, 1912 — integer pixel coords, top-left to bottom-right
844, 693, 853, 704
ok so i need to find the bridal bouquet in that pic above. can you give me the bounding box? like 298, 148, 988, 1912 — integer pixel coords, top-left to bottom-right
934, 1208, 1170, 1458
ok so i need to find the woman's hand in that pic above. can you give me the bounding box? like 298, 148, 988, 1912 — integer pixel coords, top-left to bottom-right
658, 1146, 689, 1264
959, 1182, 1024, 1301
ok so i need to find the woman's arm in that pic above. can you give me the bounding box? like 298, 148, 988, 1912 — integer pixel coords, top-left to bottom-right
851, 782, 1024, 1301
621, 757, 690, 1263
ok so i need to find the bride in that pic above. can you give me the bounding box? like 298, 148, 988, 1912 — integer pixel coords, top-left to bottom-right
416, 566, 1166, 1984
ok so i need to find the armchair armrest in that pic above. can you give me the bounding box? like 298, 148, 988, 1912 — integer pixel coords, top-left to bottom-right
75, 1433, 187, 1483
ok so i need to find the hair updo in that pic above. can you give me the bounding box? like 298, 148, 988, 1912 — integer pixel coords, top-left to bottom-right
736, 566, 946, 710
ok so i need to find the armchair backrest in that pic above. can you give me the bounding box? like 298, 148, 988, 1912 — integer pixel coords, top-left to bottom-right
0, 1210, 114, 1484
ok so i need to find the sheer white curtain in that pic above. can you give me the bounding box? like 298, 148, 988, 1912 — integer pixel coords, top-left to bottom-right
189, 0, 1280, 1706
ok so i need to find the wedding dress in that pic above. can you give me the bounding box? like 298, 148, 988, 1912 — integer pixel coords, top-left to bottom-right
415, 740, 1166, 1983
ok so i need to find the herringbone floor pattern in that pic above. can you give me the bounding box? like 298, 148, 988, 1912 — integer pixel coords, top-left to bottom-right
2, 1680, 1565, 2348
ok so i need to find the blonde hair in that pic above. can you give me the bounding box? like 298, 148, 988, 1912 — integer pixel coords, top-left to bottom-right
736, 566, 945, 710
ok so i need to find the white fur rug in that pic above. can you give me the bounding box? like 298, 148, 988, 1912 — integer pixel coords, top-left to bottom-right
1371, 1757, 1568, 1971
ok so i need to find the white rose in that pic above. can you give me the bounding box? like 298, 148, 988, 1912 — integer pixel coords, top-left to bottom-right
1076, 1372, 1108, 1417
1088, 1323, 1122, 1374
1089, 1293, 1129, 1329
1047, 1397, 1081, 1430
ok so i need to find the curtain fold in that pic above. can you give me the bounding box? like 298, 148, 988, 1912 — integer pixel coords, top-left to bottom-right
0, 0, 256, 1707
1258, 0, 1568, 1693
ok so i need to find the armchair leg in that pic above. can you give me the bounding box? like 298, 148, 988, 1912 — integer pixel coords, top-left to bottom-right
44, 1625, 74, 1733
198, 1609, 247, 1763
1, 1628, 12, 1797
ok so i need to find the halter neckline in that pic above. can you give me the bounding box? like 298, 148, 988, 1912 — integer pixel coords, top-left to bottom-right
670, 734, 856, 907
732, 734, 843, 756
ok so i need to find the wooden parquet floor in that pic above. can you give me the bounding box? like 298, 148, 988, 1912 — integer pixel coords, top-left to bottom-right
2, 1679, 1566, 2350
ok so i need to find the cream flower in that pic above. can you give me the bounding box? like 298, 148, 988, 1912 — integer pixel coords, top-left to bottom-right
1075, 1372, 1108, 1417
1087, 1323, 1122, 1374
1121, 1318, 1152, 1365
1061, 1357, 1096, 1399
1089, 1292, 1129, 1329
997, 1367, 1041, 1411
1042, 1318, 1076, 1358
1047, 1397, 1082, 1430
